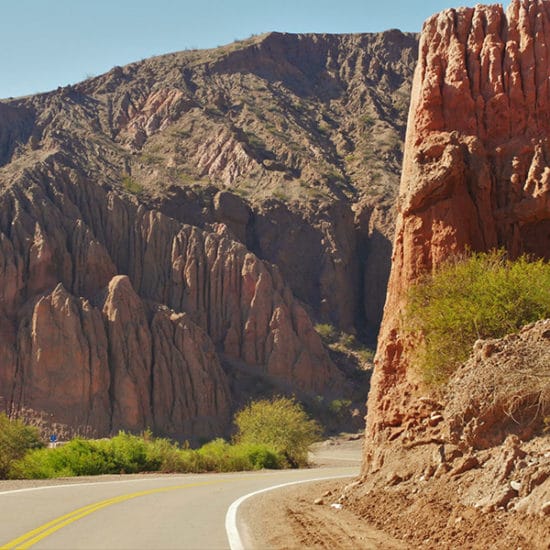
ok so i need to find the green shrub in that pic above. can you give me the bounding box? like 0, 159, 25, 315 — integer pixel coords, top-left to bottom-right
9, 439, 108, 479
11, 432, 154, 479
0, 414, 43, 479
9, 430, 284, 479
122, 175, 143, 194
9, 448, 62, 479
234, 443, 282, 469
144, 437, 187, 473
234, 397, 321, 467
406, 250, 550, 384
196, 439, 282, 472
328, 399, 352, 417
106, 432, 150, 473
315, 323, 338, 343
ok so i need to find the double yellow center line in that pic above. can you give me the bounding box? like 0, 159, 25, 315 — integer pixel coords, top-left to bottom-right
1, 478, 233, 549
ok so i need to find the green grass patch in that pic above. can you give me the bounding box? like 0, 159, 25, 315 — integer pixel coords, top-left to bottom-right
405, 250, 550, 384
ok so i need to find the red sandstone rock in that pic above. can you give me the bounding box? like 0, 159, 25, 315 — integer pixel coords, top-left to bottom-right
366, 0, 550, 470
0, 168, 341, 439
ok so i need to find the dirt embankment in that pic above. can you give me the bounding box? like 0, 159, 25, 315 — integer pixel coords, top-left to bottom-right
244, 322, 550, 550
244, 434, 549, 549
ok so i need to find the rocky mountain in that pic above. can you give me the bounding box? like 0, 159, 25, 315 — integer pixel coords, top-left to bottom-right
0, 31, 418, 440
358, 0, 550, 534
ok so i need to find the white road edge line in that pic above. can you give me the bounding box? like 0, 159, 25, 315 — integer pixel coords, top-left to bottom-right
0, 473, 255, 496
225, 473, 355, 550
0, 477, 189, 496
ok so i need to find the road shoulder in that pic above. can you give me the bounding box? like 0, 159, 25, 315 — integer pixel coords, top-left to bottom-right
238, 478, 406, 549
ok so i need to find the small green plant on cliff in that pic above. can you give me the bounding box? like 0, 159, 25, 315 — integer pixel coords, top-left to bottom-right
315, 323, 338, 343
0, 414, 43, 478
122, 175, 143, 195
315, 324, 375, 364
405, 250, 550, 384
233, 397, 321, 467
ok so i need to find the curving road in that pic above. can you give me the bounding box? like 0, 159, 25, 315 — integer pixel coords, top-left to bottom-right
0, 463, 358, 549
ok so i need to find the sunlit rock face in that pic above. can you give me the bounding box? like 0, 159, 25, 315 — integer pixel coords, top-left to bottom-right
366, 0, 550, 469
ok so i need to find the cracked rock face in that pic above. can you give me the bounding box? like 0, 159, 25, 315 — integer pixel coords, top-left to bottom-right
367, 0, 550, 463
0, 30, 423, 439
0, 168, 341, 441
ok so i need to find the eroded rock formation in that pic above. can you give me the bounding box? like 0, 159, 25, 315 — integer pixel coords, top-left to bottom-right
1, 31, 419, 340
366, 0, 550, 469
0, 30, 422, 439
0, 161, 342, 440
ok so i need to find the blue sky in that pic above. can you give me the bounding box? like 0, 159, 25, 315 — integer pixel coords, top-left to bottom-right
1, 0, 482, 99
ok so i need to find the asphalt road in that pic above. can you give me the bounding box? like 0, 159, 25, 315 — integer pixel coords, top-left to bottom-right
0, 465, 358, 549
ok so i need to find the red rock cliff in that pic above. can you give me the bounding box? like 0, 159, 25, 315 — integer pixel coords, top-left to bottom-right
0, 164, 341, 440
366, 0, 550, 469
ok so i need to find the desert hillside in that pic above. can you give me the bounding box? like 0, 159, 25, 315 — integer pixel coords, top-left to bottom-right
0, 30, 418, 440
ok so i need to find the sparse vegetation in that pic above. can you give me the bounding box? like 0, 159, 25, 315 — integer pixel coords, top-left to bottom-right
272, 190, 289, 201
244, 131, 266, 150
315, 323, 338, 342
361, 114, 375, 127
315, 323, 375, 364
233, 397, 322, 467
1, 400, 327, 479
141, 153, 162, 165
317, 122, 330, 135
171, 129, 191, 140
405, 250, 550, 384
122, 175, 143, 194
328, 399, 352, 418
0, 414, 43, 478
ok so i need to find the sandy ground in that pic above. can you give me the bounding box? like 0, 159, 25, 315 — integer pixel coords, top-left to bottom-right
240, 477, 406, 550
239, 434, 405, 550
240, 434, 550, 550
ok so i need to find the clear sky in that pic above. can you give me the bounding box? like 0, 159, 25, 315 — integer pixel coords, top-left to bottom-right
1, 0, 484, 99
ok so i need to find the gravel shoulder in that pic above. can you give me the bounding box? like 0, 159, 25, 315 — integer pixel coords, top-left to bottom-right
239, 477, 406, 550
240, 433, 550, 550
237, 433, 407, 550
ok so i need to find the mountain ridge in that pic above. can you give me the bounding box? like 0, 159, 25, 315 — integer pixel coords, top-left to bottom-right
0, 30, 418, 439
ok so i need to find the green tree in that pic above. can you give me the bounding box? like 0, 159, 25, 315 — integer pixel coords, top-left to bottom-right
406, 250, 550, 384
0, 414, 44, 479
233, 397, 322, 467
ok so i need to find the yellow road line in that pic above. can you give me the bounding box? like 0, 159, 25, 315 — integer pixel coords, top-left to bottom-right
1, 478, 233, 550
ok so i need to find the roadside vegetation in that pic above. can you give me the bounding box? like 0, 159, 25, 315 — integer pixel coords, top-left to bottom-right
0, 398, 322, 479
233, 397, 321, 467
0, 414, 43, 478
405, 250, 550, 384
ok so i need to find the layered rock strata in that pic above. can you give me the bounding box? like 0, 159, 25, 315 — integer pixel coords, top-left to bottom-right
0, 30, 419, 439
366, 0, 550, 467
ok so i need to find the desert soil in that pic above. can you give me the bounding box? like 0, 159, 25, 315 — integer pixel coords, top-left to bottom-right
242, 435, 550, 550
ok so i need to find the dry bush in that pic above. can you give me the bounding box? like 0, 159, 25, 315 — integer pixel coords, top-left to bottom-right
445, 320, 550, 449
